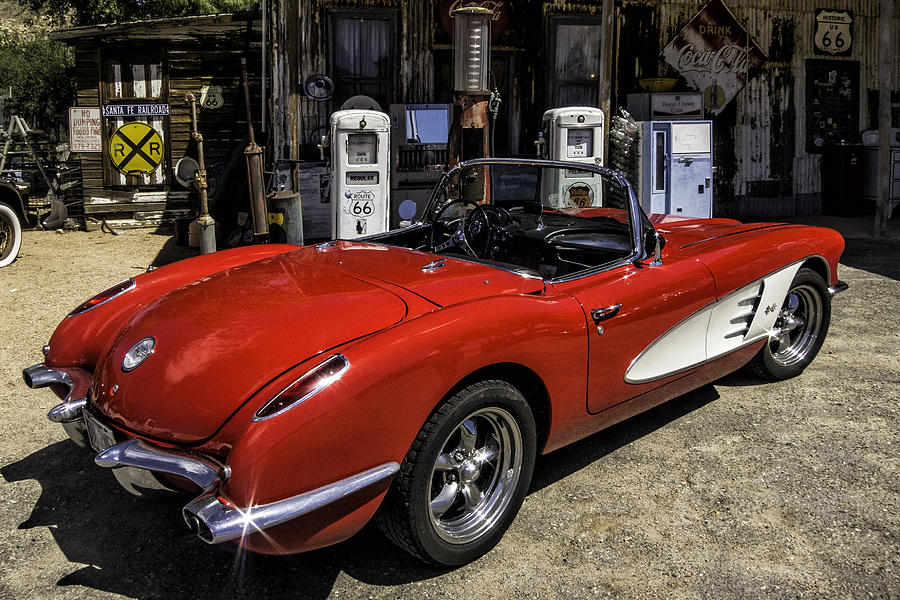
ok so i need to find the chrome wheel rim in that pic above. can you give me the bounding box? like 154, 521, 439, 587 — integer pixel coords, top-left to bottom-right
769, 284, 822, 367
428, 407, 523, 544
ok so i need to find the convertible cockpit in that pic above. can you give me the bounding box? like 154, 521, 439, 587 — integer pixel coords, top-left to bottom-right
374, 159, 641, 280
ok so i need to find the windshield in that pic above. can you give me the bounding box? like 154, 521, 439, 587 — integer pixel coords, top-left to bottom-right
422, 161, 637, 280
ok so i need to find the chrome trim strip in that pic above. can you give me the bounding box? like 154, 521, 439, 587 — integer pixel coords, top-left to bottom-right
66, 278, 136, 317
252, 354, 350, 421
182, 462, 400, 544
95, 439, 230, 491
23, 364, 92, 423
828, 281, 849, 296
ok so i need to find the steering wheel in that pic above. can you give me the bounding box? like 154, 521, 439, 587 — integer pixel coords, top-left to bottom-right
430, 199, 486, 258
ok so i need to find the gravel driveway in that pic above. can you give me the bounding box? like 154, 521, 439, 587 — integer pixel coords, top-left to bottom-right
1, 220, 897, 600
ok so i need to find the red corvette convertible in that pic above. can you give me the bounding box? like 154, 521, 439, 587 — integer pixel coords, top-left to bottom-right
24, 159, 846, 566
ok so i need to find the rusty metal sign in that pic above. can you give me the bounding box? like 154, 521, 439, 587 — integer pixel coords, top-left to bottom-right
661, 0, 767, 116
108, 122, 163, 173
814, 9, 853, 56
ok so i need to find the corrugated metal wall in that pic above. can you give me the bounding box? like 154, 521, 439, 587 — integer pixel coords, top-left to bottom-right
622, 0, 898, 215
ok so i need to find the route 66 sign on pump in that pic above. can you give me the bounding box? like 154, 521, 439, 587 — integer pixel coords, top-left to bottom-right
814, 9, 852, 56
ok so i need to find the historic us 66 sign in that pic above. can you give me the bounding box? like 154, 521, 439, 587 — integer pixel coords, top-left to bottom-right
814, 9, 853, 56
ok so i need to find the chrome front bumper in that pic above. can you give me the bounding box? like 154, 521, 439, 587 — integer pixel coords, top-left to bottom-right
24, 364, 399, 545
828, 281, 849, 296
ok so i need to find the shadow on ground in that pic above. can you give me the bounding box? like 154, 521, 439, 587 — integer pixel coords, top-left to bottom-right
837, 237, 900, 281
1, 385, 720, 600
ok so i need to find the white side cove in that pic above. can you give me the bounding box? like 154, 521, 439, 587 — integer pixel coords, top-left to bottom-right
625, 262, 803, 383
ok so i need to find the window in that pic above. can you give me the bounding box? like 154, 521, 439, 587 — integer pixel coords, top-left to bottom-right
100, 46, 168, 187
548, 16, 602, 107
329, 10, 397, 109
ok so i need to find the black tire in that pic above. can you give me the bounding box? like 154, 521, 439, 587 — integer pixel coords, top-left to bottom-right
746, 267, 831, 380
0, 202, 23, 268
376, 380, 536, 566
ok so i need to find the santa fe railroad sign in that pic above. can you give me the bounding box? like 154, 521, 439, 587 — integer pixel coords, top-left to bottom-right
109, 122, 163, 173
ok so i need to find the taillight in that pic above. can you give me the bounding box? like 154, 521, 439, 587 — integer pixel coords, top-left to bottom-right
67, 279, 135, 317
254, 354, 349, 421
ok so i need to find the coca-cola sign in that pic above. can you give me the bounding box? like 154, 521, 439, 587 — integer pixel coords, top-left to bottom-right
662, 0, 767, 116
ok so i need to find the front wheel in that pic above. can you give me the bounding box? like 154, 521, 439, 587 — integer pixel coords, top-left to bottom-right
376, 380, 536, 566
0, 203, 23, 268
746, 267, 831, 380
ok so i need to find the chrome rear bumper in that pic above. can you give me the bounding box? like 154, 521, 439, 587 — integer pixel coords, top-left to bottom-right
23, 364, 92, 449
96, 438, 398, 544
182, 462, 400, 544
24, 363, 400, 546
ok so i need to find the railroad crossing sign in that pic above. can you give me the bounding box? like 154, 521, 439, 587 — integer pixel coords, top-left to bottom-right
109, 122, 163, 173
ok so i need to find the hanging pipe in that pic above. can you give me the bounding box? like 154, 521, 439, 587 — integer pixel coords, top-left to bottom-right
242, 58, 268, 237
186, 93, 216, 254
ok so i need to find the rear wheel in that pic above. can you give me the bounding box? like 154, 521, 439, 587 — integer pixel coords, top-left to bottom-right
746, 268, 831, 380
376, 380, 536, 566
0, 203, 23, 268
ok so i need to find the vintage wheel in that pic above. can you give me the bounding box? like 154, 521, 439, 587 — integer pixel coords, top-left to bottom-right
376, 380, 536, 566
0, 203, 23, 268
747, 268, 831, 380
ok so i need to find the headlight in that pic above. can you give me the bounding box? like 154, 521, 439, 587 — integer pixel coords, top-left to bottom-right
122, 337, 155, 372
68, 278, 135, 317
254, 354, 349, 421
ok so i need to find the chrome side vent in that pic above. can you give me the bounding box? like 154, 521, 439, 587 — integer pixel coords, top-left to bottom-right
723, 284, 763, 340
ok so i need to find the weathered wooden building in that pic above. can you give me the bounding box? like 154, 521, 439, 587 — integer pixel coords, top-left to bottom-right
53, 13, 263, 230
55, 2, 898, 229
268, 0, 898, 219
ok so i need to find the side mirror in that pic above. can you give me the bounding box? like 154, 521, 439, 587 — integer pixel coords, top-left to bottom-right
644, 228, 664, 266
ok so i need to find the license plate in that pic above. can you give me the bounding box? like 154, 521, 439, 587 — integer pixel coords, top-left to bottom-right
84, 410, 116, 452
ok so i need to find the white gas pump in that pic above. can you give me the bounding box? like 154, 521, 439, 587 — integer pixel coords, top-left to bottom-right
538, 107, 605, 208
330, 110, 391, 239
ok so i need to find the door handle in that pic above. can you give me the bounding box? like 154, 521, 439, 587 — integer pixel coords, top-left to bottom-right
591, 304, 622, 323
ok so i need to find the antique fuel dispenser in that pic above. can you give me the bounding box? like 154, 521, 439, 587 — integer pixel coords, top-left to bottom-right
329, 110, 391, 239
639, 120, 713, 218
537, 107, 605, 208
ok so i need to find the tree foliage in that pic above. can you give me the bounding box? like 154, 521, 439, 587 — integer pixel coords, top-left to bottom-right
0, 1, 73, 133
24, 0, 258, 26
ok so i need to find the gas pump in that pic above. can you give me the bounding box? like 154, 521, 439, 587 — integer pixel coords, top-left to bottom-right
330, 109, 391, 239
537, 107, 605, 208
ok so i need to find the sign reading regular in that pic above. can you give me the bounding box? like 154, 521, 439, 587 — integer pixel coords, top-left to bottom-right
661, 0, 767, 116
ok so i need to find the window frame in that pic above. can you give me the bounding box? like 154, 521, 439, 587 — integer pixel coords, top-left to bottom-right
547, 14, 604, 108
327, 8, 399, 110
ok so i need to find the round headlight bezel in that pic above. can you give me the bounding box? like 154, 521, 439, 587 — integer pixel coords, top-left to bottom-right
122, 337, 156, 372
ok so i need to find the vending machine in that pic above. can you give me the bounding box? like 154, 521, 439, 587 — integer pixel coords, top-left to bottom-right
329, 110, 391, 239
537, 107, 605, 208
639, 120, 713, 218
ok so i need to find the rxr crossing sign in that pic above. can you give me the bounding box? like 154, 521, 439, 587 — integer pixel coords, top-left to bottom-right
109, 122, 163, 173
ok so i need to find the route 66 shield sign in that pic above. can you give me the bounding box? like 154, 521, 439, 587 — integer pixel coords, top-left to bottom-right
814, 9, 852, 56
199, 85, 224, 110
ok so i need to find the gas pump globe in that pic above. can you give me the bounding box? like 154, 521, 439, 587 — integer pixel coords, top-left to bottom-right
448, 5, 493, 195
452, 6, 492, 93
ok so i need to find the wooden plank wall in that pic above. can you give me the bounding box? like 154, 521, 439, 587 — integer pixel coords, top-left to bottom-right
69, 15, 262, 229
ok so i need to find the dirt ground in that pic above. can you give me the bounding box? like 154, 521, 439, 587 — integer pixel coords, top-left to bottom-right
0, 218, 898, 600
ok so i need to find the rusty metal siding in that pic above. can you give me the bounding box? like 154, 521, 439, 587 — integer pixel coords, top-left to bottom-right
618, 0, 898, 215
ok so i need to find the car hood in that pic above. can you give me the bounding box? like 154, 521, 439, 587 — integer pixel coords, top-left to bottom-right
650, 215, 796, 250
92, 252, 408, 444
